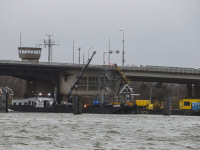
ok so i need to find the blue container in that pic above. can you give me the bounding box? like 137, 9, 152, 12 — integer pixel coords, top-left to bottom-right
93, 101, 100, 105
195, 102, 197, 110
196, 102, 199, 110
192, 102, 195, 110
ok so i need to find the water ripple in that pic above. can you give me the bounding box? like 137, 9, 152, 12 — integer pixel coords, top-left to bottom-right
0, 113, 200, 149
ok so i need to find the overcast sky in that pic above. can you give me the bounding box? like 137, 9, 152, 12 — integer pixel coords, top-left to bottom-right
1, 0, 200, 68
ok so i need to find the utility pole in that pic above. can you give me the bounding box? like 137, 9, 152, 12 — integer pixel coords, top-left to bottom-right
119, 30, 125, 66
20, 32, 22, 47
73, 39, 74, 64
40, 35, 58, 62
108, 38, 110, 65
83, 53, 85, 64
78, 47, 81, 64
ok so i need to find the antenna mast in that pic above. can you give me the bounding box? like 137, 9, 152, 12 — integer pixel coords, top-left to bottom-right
73, 39, 74, 64
78, 47, 81, 65
108, 38, 110, 65
83, 53, 85, 64
40, 35, 59, 62
20, 32, 22, 47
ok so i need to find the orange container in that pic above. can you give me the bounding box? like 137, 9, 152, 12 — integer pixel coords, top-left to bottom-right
126, 103, 133, 106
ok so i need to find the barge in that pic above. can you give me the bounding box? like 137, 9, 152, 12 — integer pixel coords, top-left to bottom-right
9, 93, 137, 114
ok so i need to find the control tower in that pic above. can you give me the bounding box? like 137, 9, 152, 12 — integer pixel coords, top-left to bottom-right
18, 47, 42, 62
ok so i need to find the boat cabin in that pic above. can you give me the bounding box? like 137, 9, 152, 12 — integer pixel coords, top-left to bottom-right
12, 93, 54, 108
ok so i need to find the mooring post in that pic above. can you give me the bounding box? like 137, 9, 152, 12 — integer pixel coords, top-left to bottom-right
0, 90, 9, 113
73, 96, 82, 114
163, 97, 171, 116
135, 104, 137, 115
120, 103, 124, 114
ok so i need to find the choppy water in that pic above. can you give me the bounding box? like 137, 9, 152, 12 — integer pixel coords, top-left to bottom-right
0, 113, 200, 150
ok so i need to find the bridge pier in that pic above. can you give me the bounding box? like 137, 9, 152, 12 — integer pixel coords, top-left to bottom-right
163, 97, 171, 116
194, 84, 200, 97
187, 84, 193, 97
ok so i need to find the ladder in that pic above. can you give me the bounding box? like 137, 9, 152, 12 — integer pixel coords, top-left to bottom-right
115, 66, 131, 84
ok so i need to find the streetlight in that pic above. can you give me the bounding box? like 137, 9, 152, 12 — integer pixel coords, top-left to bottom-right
88, 47, 93, 59
103, 50, 112, 65
119, 30, 125, 66
103, 50, 120, 65
78, 47, 81, 65
109, 50, 120, 65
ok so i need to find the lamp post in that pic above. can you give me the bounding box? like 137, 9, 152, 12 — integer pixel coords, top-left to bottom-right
103, 50, 112, 65
103, 50, 120, 65
88, 47, 93, 59
119, 30, 124, 66
109, 50, 120, 65
78, 47, 81, 65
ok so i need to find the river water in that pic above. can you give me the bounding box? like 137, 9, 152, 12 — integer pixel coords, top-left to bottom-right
0, 113, 200, 150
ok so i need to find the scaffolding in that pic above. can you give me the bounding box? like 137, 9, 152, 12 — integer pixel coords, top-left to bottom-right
93, 65, 127, 104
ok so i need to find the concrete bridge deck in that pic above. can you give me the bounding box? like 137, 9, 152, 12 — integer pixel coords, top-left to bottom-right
0, 60, 200, 84
0, 60, 199, 73
0, 60, 200, 101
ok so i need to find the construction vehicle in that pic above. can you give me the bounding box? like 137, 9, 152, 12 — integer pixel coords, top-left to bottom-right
153, 100, 164, 109
67, 51, 96, 103
135, 100, 164, 110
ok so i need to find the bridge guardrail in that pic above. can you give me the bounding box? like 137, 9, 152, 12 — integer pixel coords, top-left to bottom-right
0, 60, 199, 75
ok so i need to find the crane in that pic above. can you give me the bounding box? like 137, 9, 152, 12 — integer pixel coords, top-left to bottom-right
67, 51, 96, 103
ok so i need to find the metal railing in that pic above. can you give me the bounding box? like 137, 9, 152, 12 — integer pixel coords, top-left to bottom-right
119, 65, 199, 74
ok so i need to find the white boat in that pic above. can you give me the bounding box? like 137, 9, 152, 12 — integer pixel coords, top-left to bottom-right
12, 93, 54, 108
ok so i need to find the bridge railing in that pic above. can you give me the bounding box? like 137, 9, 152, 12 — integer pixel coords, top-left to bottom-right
119, 65, 199, 74
0, 60, 199, 74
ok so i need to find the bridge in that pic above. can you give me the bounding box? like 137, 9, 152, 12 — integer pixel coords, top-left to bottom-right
0, 60, 199, 102
122, 65, 200, 84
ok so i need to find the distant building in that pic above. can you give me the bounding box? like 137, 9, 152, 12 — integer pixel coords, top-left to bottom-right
0, 86, 14, 99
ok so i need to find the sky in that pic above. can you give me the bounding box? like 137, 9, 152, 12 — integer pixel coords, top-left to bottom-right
1, 0, 200, 68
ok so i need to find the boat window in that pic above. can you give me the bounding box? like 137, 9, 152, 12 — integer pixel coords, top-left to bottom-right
24, 102, 27, 105
13, 103, 16, 105
19, 102, 22, 105
184, 101, 190, 106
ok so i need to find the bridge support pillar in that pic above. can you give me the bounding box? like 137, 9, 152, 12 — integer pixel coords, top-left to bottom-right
163, 97, 171, 115
194, 84, 200, 97
187, 84, 193, 97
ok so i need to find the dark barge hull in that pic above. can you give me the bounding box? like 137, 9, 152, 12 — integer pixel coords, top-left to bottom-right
138, 109, 200, 116
9, 105, 137, 114
9, 105, 74, 113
